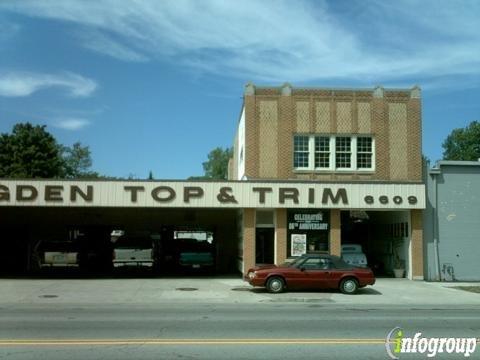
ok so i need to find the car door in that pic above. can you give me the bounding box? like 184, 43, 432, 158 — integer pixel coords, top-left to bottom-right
298, 257, 332, 289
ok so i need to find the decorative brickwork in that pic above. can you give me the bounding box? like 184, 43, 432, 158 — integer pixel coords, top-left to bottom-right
407, 98, 422, 180
388, 103, 408, 180
242, 208, 255, 274
372, 98, 389, 180
241, 86, 422, 182
411, 209, 424, 279
336, 102, 352, 133
315, 102, 330, 133
330, 209, 341, 256
244, 95, 258, 178
357, 102, 371, 133
295, 101, 310, 133
259, 100, 278, 178
278, 95, 294, 179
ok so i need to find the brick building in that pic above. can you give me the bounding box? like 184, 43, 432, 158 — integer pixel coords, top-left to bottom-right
229, 83, 425, 280
0, 83, 425, 279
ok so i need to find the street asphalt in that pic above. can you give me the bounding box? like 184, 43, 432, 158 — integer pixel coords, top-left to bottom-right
0, 276, 478, 359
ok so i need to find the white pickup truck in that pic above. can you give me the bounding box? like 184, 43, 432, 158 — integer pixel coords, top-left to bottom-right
38, 242, 80, 267
112, 233, 157, 268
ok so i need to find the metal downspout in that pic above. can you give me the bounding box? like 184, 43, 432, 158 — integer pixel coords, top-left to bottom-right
432, 172, 442, 281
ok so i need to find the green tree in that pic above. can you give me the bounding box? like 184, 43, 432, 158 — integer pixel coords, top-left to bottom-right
442, 121, 480, 161
61, 142, 94, 178
0, 123, 64, 178
202, 147, 233, 180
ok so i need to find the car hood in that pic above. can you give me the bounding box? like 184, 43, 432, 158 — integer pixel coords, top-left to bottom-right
252, 264, 278, 271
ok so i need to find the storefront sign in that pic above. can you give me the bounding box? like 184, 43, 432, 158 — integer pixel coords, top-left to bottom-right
288, 212, 328, 231
0, 180, 425, 209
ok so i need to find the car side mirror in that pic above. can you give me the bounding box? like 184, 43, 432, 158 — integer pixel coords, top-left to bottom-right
300, 267, 306, 272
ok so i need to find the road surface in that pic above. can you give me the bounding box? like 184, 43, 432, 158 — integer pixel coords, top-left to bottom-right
0, 303, 478, 359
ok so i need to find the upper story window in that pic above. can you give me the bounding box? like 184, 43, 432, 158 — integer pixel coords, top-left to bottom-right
314, 136, 330, 168
357, 137, 373, 169
293, 135, 374, 172
294, 135, 310, 168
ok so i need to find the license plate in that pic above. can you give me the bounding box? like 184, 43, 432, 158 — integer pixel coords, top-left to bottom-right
192, 264, 200, 269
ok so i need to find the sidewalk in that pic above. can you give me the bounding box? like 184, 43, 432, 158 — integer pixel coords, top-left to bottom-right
0, 277, 479, 306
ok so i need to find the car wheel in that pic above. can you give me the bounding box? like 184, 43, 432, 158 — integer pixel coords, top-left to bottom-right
266, 276, 285, 293
340, 278, 358, 294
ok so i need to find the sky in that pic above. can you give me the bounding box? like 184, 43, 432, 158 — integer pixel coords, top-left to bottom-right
0, 0, 479, 179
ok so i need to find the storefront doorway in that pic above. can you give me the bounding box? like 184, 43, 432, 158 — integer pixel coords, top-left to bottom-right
255, 228, 274, 264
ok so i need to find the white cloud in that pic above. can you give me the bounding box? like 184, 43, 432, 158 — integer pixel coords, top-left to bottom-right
53, 118, 90, 130
0, 71, 97, 97
1, 0, 479, 86
79, 30, 148, 62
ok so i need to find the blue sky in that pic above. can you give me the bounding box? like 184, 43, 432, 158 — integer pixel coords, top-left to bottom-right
0, 0, 479, 179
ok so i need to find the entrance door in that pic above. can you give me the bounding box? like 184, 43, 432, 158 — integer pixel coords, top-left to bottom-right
255, 228, 274, 265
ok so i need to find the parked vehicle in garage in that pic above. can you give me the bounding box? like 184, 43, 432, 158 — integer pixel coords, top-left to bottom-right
111, 232, 159, 268
37, 241, 80, 268
341, 244, 368, 268
175, 231, 215, 271
245, 254, 375, 294
178, 239, 215, 270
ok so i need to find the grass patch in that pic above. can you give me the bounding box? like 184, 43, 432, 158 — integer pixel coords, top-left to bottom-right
452, 286, 480, 294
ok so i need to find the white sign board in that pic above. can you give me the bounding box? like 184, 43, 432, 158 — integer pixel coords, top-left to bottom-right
291, 234, 307, 256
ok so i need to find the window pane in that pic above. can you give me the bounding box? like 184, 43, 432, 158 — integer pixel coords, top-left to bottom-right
357, 153, 372, 168
315, 153, 330, 168
294, 135, 310, 168
357, 137, 372, 169
336, 153, 351, 168
315, 137, 329, 152
336, 137, 351, 152
357, 137, 372, 152
314, 136, 330, 168
294, 136, 309, 151
294, 152, 309, 168
335, 137, 351, 168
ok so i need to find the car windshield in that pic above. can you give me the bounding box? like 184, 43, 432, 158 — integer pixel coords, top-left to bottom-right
281, 257, 303, 267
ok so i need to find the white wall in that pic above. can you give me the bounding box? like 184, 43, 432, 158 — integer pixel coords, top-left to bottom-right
237, 107, 246, 180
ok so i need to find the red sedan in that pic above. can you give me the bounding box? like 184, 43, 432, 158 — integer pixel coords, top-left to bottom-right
245, 254, 375, 294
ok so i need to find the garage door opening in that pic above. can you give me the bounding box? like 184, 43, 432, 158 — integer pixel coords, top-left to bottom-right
341, 210, 411, 278
0, 207, 239, 277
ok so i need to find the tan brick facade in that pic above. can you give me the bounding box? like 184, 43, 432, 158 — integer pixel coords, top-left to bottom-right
411, 209, 424, 280
237, 84, 424, 280
330, 209, 341, 256
238, 84, 422, 182
242, 208, 256, 274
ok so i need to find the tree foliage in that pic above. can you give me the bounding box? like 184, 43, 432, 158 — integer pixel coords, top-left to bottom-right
61, 142, 94, 178
202, 147, 233, 180
0, 122, 97, 179
442, 121, 480, 161
0, 123, 64, 178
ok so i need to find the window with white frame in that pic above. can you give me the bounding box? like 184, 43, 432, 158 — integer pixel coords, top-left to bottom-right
293, 135, 374, 171
356, 137, 373, 169
314, 136, 330, 169
335, 136, 352, 169
293, 135, 310, 168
